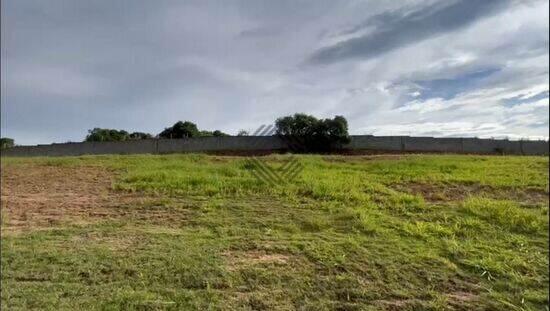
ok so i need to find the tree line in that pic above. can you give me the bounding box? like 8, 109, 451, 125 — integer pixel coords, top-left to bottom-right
1, 114, 350, 152
85, 121, 231, 142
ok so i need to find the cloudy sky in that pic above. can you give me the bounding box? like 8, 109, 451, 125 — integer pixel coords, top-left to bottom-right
1, 0, 548, 145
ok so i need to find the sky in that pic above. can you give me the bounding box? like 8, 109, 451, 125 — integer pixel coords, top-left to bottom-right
1, 0, 549, 145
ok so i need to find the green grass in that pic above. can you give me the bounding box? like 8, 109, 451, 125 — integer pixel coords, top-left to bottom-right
1, 154, 549, 310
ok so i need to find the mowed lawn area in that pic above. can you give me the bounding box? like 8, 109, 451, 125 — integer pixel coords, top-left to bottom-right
1, 154, 548, 310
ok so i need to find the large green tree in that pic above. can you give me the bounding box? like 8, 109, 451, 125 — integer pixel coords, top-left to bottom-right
159, 121, 200, 139
275, 113, 350, 152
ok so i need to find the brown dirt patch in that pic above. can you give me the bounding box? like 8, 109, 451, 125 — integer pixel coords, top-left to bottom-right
393, 182, 548, 205
323, 154, 405, 162
0, 164, 189, 234
223, 250, 291, 271
446, 291, 477, 303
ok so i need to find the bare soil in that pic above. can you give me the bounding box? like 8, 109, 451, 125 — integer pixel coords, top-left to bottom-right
0, 164, 189, 234
393, 182, 548, 205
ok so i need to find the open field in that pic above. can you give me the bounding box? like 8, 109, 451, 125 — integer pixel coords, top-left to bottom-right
1, 154, 548, 310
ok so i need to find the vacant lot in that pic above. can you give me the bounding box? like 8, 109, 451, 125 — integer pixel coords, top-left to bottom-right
1, 154, 548, 310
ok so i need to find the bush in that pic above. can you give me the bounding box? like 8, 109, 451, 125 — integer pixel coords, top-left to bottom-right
275, 113, 350, 152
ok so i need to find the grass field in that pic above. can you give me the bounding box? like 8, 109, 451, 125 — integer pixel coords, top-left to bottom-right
1, 154, 548, 310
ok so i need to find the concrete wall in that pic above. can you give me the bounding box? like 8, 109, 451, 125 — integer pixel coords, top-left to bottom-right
346, 136, 403, 151
520, 140, 550, 155
402, 137, 464, 153
157, 136, 287, 153
461, 138, 524, 155
2, 136, 548, 157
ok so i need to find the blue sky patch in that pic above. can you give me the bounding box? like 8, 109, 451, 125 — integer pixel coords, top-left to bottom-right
412, 67, 501, 100
501, 91, 549, 107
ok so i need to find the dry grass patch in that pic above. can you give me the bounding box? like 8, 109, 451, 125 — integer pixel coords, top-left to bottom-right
446, 291, 478, 304
393, 182, 548, 205
223, 250, 292, 271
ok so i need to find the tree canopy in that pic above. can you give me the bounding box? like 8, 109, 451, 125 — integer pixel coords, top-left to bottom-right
128, 132, 153, 140
159, 121, 228, 138
158, 121, 200, 139
85, 128, 130, 142
85, 128, 153, 142
275, 113, 350, 152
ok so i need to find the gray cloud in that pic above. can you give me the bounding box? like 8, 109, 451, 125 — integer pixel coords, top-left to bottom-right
1, 0, 548, 144
307, 0, 510, 65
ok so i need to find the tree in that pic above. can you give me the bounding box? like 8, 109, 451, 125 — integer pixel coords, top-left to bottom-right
212, 130, 229, 137
237, 130, 249, 136
199, 130, 214, 137
1, 137, 14, 149
198, 130, 229, 137
275, 113, 350, 152
128, 132, 153, 140
275, 113, 318, 137
85, 128, 130, 142
158, 121, 200, 139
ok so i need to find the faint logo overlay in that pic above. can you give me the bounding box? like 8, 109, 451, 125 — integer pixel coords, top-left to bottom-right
245, 125, 304, 185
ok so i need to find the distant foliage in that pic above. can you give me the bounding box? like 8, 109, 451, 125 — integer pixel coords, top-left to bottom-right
159, 121, 229, 138
128, 132, 153, 140
86, 128, 130, 142
84, 115, 349, 149
199, 130, 214, 137
212, 130, 229, 137
85, 128, 152, 142
275, 113, 350, 152
159, 121, 200, 139
1, 137, 14, 149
